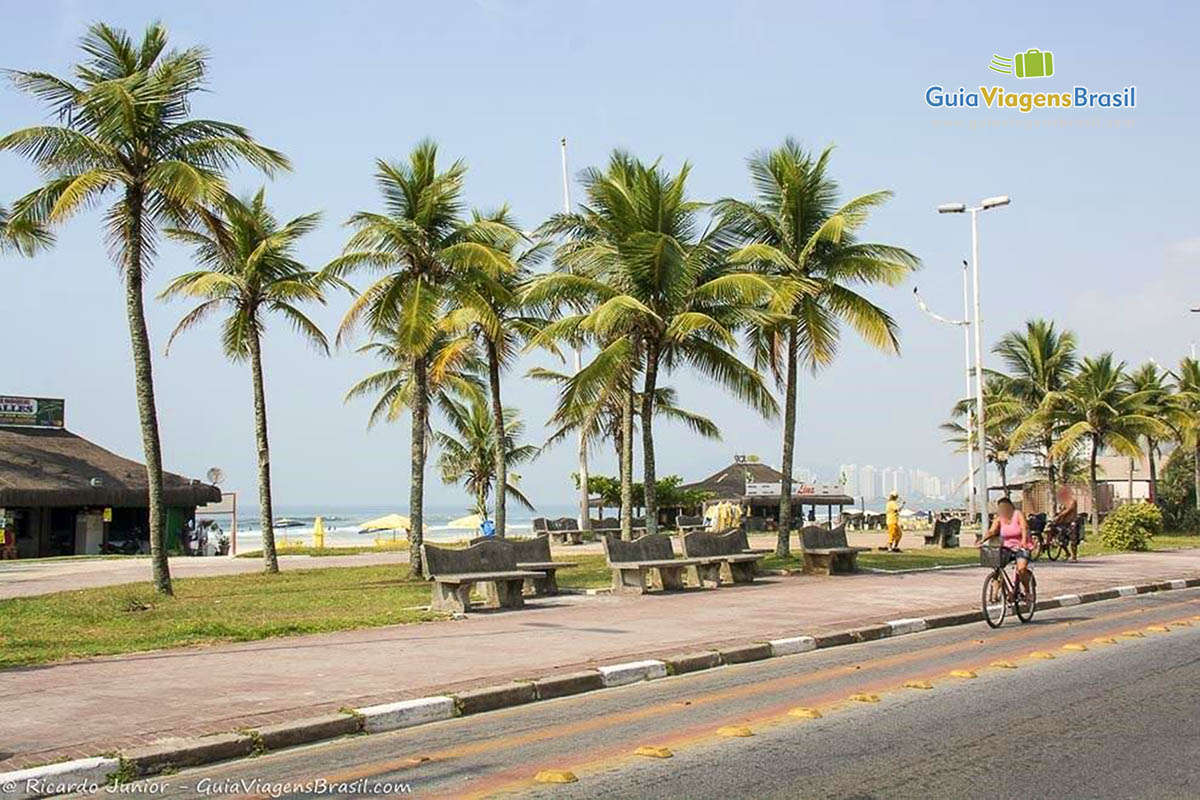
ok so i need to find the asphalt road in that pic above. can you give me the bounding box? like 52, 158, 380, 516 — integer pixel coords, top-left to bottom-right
114, 588, 1200, 800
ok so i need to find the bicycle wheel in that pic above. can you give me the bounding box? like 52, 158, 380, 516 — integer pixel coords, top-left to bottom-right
982, 569, 1008, 628
1029, 534, 1043, 561
1045, 536, 1062, 561
1015, 571, 1037, 622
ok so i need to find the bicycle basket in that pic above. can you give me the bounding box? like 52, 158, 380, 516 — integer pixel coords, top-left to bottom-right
979, 546, 1011, 568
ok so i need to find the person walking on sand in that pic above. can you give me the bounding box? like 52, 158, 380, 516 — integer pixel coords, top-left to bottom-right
882, 491, 905, 553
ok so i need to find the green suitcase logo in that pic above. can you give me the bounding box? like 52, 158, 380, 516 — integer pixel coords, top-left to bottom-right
988, 49, 1055, 79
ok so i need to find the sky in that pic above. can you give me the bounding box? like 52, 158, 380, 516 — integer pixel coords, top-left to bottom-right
2, 0, 1198, 511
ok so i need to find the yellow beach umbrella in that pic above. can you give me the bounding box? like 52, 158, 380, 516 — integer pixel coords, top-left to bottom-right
447, 512, 485, 530
359, 513, 411, 532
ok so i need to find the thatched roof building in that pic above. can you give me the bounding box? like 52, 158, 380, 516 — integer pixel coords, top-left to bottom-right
0, 426, 221, 508
680, 459, 854, 507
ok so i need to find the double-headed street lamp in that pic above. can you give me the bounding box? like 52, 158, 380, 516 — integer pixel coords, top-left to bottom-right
938, 195, 1011, 535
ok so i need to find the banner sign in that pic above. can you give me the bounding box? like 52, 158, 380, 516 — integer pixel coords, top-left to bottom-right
0, 396, 65, 428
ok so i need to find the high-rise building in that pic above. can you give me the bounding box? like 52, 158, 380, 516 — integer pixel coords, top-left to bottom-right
859, 465, 877, 501
839, 464, 857, 493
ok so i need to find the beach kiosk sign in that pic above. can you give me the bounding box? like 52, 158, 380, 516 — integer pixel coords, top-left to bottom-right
0, 395, 65, 428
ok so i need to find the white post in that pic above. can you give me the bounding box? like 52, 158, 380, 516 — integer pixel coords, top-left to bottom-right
562, 138, 590, 532
961, 261, 976, 519
969, 209, 989, 537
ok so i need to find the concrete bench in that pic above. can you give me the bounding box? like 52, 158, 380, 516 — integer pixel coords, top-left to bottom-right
680, 530, 765, 585
602, 533, 708, 594
675, 514, 706, 533
469, 534, 577, 596
533, 516, 583, 546
924, 518, 962, 548
421, 540, 541, 613
800, 524, 868, 575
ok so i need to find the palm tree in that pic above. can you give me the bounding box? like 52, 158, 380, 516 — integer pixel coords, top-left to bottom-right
943, 374, 1027, 497
1173, 357, 1200, 511
0, 22, 288, 594
1124, 361, 1178, 504
716, 141, 919, 556
443, 208, 548, 537
994, 320, 1078, 509
160, 190, 336, 574
533, 151, 778, 537
328, 140, 511, 576
435, 396, 538, 518
0, 204, 52, 255
1047, 354, 1169, 533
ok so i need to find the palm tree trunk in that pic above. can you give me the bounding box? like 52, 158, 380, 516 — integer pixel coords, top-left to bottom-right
1089, 437, 1100, 535
1147, 439, 1158, 505
620, 377, 634, 541
409, 354, 428, 578
1045, 434, 1058, 514
247, 331, 279, 574
641, 339, 660, 537
123, 187, 171, 595
777, 326, 799, 558
486, 339, 507, 538
999, 461, 1009, 497
1194, 442, 1199, 512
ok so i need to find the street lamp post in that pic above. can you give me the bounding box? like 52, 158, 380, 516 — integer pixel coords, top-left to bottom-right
913, 262, 976, 518
561, 138, 590, 533
938, 196, 1010, 536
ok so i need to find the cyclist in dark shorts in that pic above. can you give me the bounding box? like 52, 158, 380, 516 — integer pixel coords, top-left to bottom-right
978, 497, 1032, 595
1050, 486, 1080, 562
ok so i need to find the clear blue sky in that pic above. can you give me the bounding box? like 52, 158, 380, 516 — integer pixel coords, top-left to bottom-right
2, 1, 1197, 510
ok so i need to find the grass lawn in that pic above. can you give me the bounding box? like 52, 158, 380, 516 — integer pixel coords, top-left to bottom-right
0, 565, 439, 669
235, 543, 411, 558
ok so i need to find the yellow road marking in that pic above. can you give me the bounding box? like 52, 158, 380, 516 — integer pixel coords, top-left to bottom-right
849, 693, 881, 703
788, 707, 822, 718
904, 680, 933, 690
634, 746, 673, 758
1170, 620, 1192, 627
990, 660, 1017, 669
1119, 630, 1145, 638
534, 769, 577, 784
1030, 651, 1056, 659
1092, 637, 1118, 645
1062, 643, 1088, 651
717, 725, 753, 737
1146, 625, 1170, 633
949, 669, 977, 679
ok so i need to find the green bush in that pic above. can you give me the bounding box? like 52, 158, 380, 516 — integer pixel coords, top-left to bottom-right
1099, 503, 1164, 551
1159, 448, 1197, 531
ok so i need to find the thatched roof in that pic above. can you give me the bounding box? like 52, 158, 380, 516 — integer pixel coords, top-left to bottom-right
0, 426, 222, 508
681, 461, 854, 506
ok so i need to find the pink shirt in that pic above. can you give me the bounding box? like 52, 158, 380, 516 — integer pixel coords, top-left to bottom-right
999, 512, 1025, 549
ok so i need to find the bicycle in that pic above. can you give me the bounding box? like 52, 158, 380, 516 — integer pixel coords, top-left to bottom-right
1043, 517, 1086, 562
980, 546, 1037, 628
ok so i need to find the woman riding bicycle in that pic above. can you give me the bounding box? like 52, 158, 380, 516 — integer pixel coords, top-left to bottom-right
978, 497, 1032, 595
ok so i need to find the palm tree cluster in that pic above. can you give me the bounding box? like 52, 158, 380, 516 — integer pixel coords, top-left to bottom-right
944, 319, 1200, 532
2, 22, 921, 588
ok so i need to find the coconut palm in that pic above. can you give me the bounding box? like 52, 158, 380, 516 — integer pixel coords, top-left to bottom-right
1173, 357, 1200, 511
160, 190, 337, 574
716, 141, 919, 556
0, 204, 52, 255
1124, 362, 1180, 504
435, 396, 538, 519
1046, 354, 1169, 533
994, 319, 1078, 508
942, 374, 1028, 497
0, 22, 288, 594
328, 140, 512, 576
532, 151, 778, 537
443, 208, 549, 537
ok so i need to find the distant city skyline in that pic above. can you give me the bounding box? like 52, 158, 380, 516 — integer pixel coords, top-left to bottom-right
839, 463, 958, 502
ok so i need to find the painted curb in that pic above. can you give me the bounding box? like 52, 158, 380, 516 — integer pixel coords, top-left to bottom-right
768, 635, 816, 656
357, 696, 456, 733
0, 757, 119, 800
597, 660, 668, 687
17, 573, 1195, 784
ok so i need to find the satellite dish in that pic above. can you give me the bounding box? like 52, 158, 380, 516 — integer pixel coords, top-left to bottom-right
206, 467, 225, 486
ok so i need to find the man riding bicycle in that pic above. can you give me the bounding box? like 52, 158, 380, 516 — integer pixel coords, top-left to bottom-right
1049, 485, 1080, 562
977, 497, 1033, 596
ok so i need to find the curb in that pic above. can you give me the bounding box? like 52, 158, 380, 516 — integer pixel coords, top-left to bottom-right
4, 573, 1196, 791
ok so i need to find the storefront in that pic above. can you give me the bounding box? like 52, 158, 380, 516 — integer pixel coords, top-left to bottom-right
0, 395, 221, 559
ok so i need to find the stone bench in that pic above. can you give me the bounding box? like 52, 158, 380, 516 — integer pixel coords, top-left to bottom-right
924, 517, 962, 548
602, 533, 708, 594
469, 534, 577, 596
421, 540, 541, 613
680, 530, 764, 586
800, 524, 868, 575
533, 516, 583, 546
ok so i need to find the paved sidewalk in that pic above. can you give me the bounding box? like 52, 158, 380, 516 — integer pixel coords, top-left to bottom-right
2, 549, 1198, 770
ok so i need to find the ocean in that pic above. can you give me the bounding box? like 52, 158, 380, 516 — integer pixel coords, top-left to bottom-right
220, 502, 581, 553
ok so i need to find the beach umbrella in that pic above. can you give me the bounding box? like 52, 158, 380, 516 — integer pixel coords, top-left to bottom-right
447, 512, 486, 530
359, 513, 411, 532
